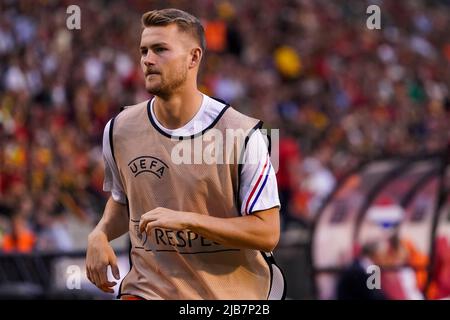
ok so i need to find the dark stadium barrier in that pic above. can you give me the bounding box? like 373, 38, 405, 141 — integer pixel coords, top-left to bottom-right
0, 245, 314, 300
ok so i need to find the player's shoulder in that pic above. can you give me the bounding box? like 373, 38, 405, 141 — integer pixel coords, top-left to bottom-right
103, 100, 149, 136
115, 99, 150, 122
203, 94, 261, 131
208, 96, 259, 126
120, 99, 149, 112
220, 104, 262, 131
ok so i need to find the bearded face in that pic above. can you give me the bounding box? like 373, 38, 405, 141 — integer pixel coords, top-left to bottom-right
140, 24, 193, 97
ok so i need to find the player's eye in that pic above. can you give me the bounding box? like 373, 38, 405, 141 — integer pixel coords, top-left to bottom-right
154, 47, 167, 53
140, 49, 148, 56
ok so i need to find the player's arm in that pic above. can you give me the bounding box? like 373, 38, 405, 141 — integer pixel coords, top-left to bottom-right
86, 119, 128, 293
191, 206, 280, 251
86, 197, 128, 293
92, 117, 129, 242
195, 206, 280, 251
139, 206, 279, 253
89, 196, 129, 241
138, 206, 279, 252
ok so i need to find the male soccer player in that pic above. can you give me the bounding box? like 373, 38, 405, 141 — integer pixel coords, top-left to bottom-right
86, 8, 285, 300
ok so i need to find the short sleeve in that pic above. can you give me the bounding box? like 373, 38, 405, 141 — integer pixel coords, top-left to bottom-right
239, 130, 281, 215
102, 119, 127, 204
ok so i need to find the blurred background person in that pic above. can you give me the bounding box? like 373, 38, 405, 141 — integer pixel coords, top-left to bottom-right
336, 242, 387, 300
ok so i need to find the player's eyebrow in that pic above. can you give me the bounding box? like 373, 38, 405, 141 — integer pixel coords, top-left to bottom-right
140, 42, 169, 50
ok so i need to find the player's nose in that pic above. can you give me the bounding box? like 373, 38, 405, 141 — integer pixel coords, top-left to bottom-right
142, 52, 156, 66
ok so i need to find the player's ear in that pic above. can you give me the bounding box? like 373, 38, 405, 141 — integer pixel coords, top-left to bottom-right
189, 47, 202, 68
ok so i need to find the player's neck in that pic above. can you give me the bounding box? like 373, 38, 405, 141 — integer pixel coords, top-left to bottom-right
153, 86, 203, 130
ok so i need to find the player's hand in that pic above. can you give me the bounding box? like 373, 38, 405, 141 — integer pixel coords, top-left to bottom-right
86, 231, 121, 293
139, 207, 195, 234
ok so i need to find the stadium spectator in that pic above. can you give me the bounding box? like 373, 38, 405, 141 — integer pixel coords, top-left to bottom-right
336, 242, 387, 300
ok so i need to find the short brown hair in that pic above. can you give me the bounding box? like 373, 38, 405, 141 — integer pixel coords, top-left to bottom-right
141, 8, 206, 52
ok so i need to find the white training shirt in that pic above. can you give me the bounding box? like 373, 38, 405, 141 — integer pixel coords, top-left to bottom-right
102, 93, 280, 215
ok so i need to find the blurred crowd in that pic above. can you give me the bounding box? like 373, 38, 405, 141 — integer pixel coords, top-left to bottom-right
0, 0, 449, 252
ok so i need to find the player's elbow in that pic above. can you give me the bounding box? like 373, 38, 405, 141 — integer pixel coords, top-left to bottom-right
260, 230, 280, 252
252, 208, 280, 252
